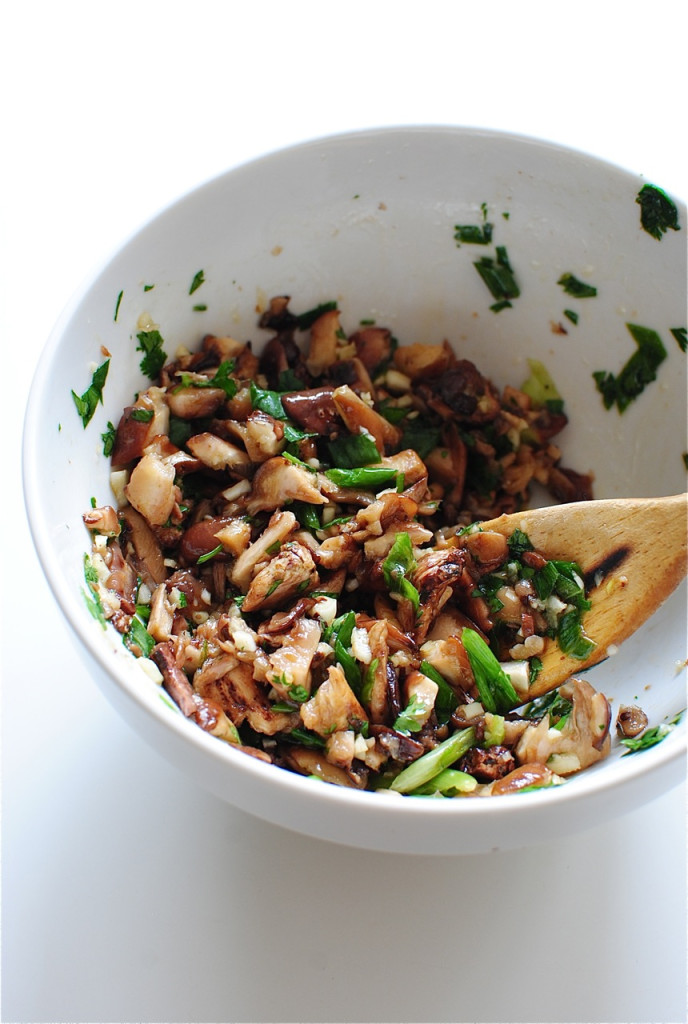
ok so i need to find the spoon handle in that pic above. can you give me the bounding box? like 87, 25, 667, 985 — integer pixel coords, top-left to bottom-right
480, 493, 688, 698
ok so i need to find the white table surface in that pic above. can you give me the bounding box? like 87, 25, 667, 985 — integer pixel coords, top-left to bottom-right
2, 3, 686, 1022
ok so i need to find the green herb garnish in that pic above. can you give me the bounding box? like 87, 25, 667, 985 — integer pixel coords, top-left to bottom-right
521, 358, 564, 413
196, 544, 223, 565
136, 329, 167, 380
324, 466, 398, 490
169, 415, 192, 447
670, 327, 687, 353
114, 290, 123, 322
287, 727, 326, 749
71, 359, 110, 427
360, 657, 380, 705
249, 380, 288, 419
175, 359, 237, 398
620, 711, 684, 754
381, 533, 420, 614
636, 184, 681, 241
532, 559, 595, 659
82, 554, 106, 626
507, 528, 534, 557
394, 694, 427, 735
278, 368, 307, 391
521, 689, 573, 723
397, 418, 441, 460
462, 628, 519, 714
295, 300, 338, 331
124, 613, 155, 658
529, 656, 543, 684
454, 202, 493, 246
473, 245, 520, 311
593, 323, 667, 413
415, 659, 458, 724
189, 269, 205, 295
266, 578, 284, 597
328, 431, 380, 468
101, 421, 116, 456
409, 768, 477, 797
378, 399, 410, 425
292, 501, 321, 531
557, 273, 597, 298
388, 727, 476, 793
130, 407, 154, 423
324, 610, 362, 694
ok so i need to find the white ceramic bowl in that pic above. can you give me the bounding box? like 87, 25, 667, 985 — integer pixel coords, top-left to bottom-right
23, 127, 687, 854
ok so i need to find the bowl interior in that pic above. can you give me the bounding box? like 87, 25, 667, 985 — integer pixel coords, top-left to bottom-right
23, 127, 687, 852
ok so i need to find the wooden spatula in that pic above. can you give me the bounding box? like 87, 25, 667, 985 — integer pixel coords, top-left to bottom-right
478, 493, 688, 699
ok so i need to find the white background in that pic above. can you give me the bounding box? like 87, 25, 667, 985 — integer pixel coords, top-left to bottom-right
2, 3, 686, 1022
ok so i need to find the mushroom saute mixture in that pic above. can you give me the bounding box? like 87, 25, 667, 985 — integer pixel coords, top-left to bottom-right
83, 296, 624, 796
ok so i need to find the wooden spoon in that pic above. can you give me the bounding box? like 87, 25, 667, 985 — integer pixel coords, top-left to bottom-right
478, 493, 688, 699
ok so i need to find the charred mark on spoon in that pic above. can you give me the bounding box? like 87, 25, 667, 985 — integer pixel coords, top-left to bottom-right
583, 545, 631, 591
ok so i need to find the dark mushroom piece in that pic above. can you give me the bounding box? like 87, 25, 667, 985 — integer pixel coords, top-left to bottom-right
616, 704, 649, 738
281, 387, 340, 435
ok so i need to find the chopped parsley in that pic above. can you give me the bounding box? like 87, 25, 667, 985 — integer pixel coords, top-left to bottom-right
249, 380, 288, 420
101, 420, 116, 456
277, 368, 307, 391
636, 184, 681, 241
378, 399, 410, 425
521, 689, 573, 723
563, 309, 579, 325
394, 694, 427, 735
136, 329, 168, 380
169, 415, 192, 447
124, 612, 155, 658
114, 290, 123, 322
593, 323, 668, 412
295, 300, 338, 331
175, 359, 237, 398
83, 555, 106, 626
189, 269, 205, 295
71, 359, 110, 427
507, 528, 534, 557
557, 273, 597, 299
620, 711, 684, 755
328, 431, 380, 468
396, 418, 441, 460
670, 327, 687, 353
130, 407, 154, 423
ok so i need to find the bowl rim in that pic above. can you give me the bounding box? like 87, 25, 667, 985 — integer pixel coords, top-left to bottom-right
22, 123, 687, 836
